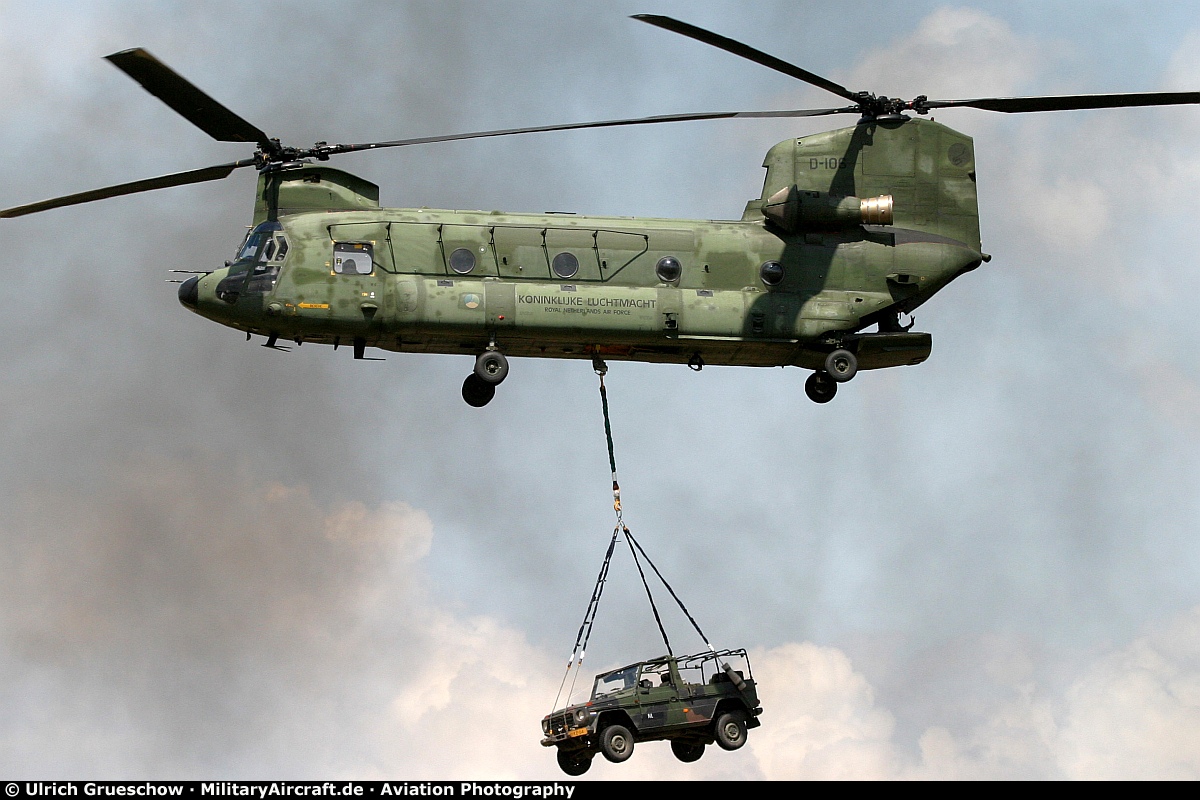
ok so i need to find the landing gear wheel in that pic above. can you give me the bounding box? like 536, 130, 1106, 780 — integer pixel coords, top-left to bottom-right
474, 350, 509, 385
600, 724, 634, 763
670, 739, 706, 763
461, 373, 496, 407
805, 371, 837, 404
714, 712, 748, 751
556, 748, 592, 776
824, 348, 858, 382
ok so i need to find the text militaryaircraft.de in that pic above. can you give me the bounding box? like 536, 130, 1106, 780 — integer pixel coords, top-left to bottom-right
4, 15, 1197, 406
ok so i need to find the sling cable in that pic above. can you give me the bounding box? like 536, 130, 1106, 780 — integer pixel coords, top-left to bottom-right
549, 356, 715, 714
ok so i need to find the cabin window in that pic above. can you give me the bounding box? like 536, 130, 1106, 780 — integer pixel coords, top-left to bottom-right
760, 260, 784, 286
655, 256, 682, 283
449, 247, 476, 275
551, 251, 579, 279
334, 242, 374, 275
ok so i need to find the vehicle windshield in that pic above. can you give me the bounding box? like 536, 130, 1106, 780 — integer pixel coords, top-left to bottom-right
591, 665, 638, 699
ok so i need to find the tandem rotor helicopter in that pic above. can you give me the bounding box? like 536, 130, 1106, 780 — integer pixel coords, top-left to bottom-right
5, 15, 1198, 406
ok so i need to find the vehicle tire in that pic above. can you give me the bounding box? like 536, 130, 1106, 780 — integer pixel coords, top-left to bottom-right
714, 712, 748, 751
600, 724, 634, 763
804, 371, 837, 404
670, 739, 705, 763
824, 348, 858, 383
556, 748, 592, 776
461, 373, 496, 407
474, 350, 509, 385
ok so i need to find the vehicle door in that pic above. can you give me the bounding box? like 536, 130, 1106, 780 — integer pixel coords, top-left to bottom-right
634, 663, 681, 733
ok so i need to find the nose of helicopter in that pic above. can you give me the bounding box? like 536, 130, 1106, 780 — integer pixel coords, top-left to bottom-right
178, 275, 200, 308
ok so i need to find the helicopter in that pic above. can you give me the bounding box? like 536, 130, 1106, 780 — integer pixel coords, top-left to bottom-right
3, 15, 1197, 407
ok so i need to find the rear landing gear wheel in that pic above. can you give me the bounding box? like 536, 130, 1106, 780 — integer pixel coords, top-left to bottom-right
556, 748, 592, 776
824, 348, 858, 382
670, 739, 705, 763
805, 371, 837, 404
462, 373, 496, 407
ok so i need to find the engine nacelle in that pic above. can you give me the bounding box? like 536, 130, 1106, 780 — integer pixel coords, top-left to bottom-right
761, 185, 893, 233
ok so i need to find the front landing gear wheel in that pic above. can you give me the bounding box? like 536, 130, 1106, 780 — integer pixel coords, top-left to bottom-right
556, 748, 593, 776
600, 724, 634, 763
824, 348, 858, 382
670, 739, 705, 763
462, 373, 496, 407
805, 371, 837, 404
474, 350, 509, 385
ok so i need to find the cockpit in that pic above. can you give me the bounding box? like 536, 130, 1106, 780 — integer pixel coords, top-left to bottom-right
217, 221, 290, 302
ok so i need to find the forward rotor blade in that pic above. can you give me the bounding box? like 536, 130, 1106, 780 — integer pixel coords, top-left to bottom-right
631, 14, 861, 105
0, 160, 255, 218
327, 106, 858, 155
106, 48, 271, 146
923, 91, 1200, 113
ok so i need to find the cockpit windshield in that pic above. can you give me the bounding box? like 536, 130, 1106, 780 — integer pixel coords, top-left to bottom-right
235, 221, 287, 262
227, 221, 290, 296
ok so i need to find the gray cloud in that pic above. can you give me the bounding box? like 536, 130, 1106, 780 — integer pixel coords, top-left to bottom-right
2, 0, 1200, 780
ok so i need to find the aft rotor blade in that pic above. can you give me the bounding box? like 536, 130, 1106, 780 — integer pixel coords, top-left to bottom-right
106, 48, 271, 146
631, 14, 862, 105
923, 91, 1200, 113
327, 106, 858, 155
0, 160, 255, 218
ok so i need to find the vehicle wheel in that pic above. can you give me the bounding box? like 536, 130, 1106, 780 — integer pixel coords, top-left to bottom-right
670, 739, 705, 763
461, 373, 496, 407
556, 748, 592, 776
714, 712, 748, 751
474, 350, 509, 385
824, 348, 858, 383
804, 371, 837, 404
600, 724, 634, 763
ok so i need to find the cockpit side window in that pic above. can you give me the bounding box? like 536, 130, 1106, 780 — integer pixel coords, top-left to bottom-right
242, 222, 288, 295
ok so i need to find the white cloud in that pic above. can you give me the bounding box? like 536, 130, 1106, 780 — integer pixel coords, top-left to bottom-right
1056, 607, 1200, 780
847, 7, 1043, 101
748, 643, 901, 779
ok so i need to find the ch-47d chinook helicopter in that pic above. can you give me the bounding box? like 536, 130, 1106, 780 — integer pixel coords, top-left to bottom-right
4, 15, 1198, 406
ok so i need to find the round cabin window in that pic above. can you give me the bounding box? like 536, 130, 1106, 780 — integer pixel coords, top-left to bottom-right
760, 260, 785, 286
552, 252, 579, 279
655, 256, 682, 283
449, 247, 476, 275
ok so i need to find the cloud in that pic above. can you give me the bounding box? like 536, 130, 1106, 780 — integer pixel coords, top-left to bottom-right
846, 7, 1043, 100
1056, 607, 1200, 780
747, 610, 1200, 780
3, 1, 1200, 782
748, 643, 900, 779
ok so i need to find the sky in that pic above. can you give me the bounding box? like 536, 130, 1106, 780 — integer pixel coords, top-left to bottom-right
2, 0, 1200, 781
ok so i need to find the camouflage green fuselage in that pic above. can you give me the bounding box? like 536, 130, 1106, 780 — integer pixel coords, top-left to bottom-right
183, 117, 985, 372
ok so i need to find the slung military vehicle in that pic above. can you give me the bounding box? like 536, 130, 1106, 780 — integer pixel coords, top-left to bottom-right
3, 15, 1197, 405
541, 649, 762, 775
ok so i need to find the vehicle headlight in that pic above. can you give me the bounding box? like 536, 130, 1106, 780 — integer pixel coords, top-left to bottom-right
541, 718, 550, 735
574, 708, 591, 725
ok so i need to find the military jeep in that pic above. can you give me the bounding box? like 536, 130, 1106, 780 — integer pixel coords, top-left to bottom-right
541, 648, 763, 775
